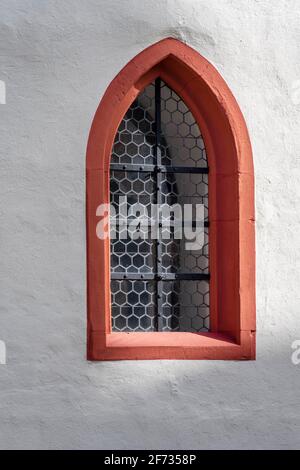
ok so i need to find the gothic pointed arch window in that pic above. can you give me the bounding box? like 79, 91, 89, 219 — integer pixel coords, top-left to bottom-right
86, 39, 256, 360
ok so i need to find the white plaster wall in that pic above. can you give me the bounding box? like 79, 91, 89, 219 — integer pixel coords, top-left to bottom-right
0, 0, 300, 450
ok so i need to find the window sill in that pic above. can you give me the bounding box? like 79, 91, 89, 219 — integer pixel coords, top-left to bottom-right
89, 330, 255, 361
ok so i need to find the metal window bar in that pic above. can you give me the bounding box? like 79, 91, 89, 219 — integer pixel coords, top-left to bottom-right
110, 163, 208, 174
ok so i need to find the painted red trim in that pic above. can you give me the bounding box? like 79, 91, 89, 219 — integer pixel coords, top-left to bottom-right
86, 38, 256, 360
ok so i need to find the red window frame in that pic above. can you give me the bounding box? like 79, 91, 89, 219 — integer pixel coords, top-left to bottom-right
86, 38, 256, 360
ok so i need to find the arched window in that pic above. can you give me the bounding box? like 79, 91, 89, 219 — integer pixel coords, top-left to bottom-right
86, 38, 256, 360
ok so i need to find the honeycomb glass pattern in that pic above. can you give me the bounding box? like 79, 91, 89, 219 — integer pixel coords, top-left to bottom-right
110, 170, 155, 274
111, 280, 156, 331
160, 172, 209, 222
111, 83, 155, 165
160, 81, 207, 168
161, 226, 209, 275
161, 281, 209, 332
110, 170, 155, 223
110, 78, 210, 333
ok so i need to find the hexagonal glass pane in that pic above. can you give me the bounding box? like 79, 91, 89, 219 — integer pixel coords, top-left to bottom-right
111, 280, 156, 331
161, 226, 209, 274
160, 81, 207, 168
161, 280, 209, 332
110, 235, 155, 274
111, 83, 155, 165
160, 172, 208, 222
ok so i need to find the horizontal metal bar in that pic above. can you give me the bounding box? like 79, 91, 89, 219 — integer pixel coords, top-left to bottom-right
160, 136, 206, 141
110, 163, 208, 174
111, 272, 210, 281
161, 166, 208, 174
111, 218, 210, 228
114, 131, 205, 141
110, 163, 154, 172
116, 130, 155, 137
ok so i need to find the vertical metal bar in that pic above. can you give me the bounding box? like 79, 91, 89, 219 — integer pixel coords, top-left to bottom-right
155, 78, 163, 332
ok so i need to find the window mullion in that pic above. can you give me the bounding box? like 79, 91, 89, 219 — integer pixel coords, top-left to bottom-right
155, 77, 163, 332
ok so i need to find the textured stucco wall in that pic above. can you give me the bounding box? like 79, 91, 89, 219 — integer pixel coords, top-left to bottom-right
1, 0, 300, 449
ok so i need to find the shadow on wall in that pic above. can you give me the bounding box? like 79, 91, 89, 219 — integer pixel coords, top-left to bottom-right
80, 342, 300, 449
